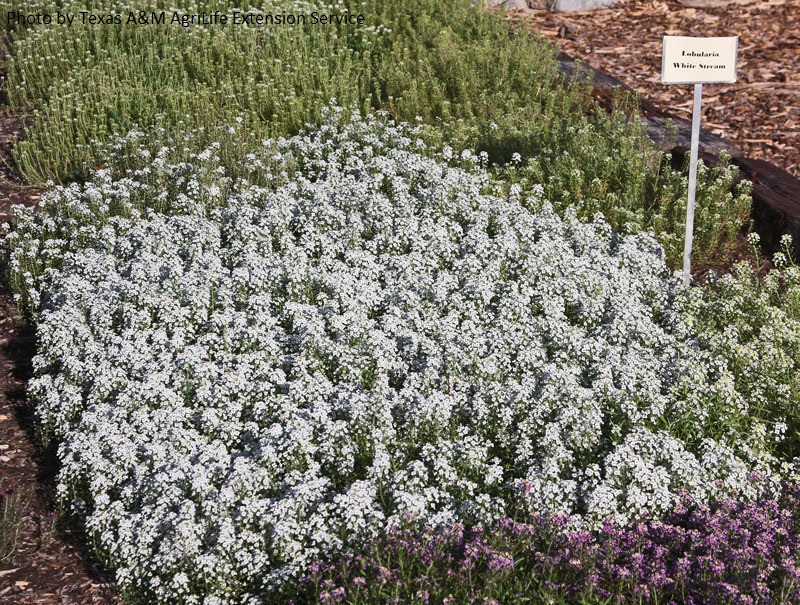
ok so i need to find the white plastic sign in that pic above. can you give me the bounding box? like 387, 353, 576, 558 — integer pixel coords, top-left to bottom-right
661, 36, 738, 84
661, 35, 738, 286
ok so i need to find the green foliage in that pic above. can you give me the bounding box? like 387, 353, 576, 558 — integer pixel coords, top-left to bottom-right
648, 151, 752, 268
0, 481, 29, 562
677, 234, 800, 464
1, 0, 751, 268
2, 0, 375, 182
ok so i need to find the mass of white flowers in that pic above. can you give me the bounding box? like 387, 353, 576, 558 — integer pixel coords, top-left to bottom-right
3, 110, 784, 602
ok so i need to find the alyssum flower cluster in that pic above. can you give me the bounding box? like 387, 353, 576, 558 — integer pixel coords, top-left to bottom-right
3, 111, 790, 602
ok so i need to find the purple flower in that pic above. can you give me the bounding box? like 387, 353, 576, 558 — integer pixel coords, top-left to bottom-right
300, 482, 800, 604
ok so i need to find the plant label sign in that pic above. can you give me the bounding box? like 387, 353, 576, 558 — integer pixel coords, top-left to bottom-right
661, 36, 738, 84
661, 35, 738, 286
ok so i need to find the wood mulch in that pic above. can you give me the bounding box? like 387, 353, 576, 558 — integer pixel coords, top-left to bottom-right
511, 0, 800, 178
0, 2, 798, 602
0, 39, 122, 605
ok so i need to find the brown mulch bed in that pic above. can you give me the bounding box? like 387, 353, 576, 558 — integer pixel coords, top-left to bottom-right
0, 287, 121, 605
513, 0, 800, 178
0, 41, 122, 605
0, 3, 797, 603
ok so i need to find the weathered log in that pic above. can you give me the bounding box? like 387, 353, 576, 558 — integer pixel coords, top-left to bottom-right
736, 157, 800, 256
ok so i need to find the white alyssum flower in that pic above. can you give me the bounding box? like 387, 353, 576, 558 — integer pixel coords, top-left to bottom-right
4, 111, 784, 603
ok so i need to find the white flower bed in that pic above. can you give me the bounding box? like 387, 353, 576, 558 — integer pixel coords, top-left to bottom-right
5, 112, 782, 602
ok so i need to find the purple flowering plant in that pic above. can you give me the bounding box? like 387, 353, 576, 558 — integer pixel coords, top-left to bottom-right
295, 483, 800, 605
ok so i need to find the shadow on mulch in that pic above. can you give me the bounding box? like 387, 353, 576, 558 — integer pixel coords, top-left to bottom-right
0, 277, 122, 604
0, 38, 122, 603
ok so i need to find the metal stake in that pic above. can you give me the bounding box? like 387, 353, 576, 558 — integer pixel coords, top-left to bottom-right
682, 82, 703, 287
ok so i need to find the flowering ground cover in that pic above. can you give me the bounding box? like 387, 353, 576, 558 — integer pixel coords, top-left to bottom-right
301, 485, 800, 604
3, 0, 800, 603
4, 112, 800, 603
